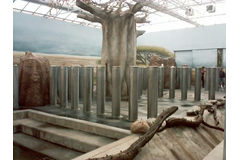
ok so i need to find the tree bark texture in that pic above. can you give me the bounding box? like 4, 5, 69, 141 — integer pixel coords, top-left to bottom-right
101, 17, 137, 96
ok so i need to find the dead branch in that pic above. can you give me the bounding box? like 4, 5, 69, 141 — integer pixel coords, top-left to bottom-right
87, 106, 178, 160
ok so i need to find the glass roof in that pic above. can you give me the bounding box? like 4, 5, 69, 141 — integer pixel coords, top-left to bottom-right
13, 0, 226, 32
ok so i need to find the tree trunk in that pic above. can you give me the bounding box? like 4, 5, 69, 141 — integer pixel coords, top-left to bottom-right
101, 16, 137, 97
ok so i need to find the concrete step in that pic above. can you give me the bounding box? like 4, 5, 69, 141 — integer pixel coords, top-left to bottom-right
14, 118, 116, 153
14, 133, 83, 160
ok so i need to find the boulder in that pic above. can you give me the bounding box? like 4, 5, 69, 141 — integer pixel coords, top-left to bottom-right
19, 51, 50, 107
149, 54, 179, 89
130, 120, 150, 133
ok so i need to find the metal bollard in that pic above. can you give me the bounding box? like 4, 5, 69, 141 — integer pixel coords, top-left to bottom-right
68, 66, 72, 101
158, 66, 164, 98
142, 67, 148, 90
138, 67, 143, 97
194, 67, 201, 101
180, 67, 183, 90
215, 67, 220, 91
71, 66, 79, 110
181, 67, 188, 100
56, 66, 61, 104
209, 67, 216, 100
169, 66, 176, 99
50, 66, 58, 105
205, 68, 210, 91
79, 66, 84, 99
83, 66, 93, 112
177, 67, 180, 89
60, 66, 68, 108
188, 68, 192, 89
112, 66, 121, 118
13, 65, 19, 109
91, 67, 94, 98
147, 66, 158, 118
129, 66, 139, 121
96, 66, 106, 115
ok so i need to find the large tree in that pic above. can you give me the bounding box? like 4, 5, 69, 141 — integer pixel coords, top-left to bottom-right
52, 0, 152, 96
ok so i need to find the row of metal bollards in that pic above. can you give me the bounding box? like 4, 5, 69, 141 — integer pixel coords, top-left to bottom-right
13, 64, 221, 121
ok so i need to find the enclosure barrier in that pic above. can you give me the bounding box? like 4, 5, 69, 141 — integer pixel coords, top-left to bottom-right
181, 67, 188, 100
158, 66, 164, 98
50, 66, 58, 105
79, 66, 84, 99
209, 67, 216, 100
194, 67, 201, 101
177, 67, 180, 89
205, 68, 210, 91
13, 65, 19, 109
112, 66, 122, 118
96, 66, 106, 115
138, 67, 143, 97
215, 67, 220, 91
83, 66, 93, 112
68, 66, 72, 101
60, 66, 68, 108
129, 66, 139, 121
71, 66, 79, 110
188, 67, 192, 89
143, 67, 148, 90
147, 66, 158, 118
169, 66, 176, 99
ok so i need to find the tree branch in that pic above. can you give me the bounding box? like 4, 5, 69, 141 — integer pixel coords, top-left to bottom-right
76, 0, 107, 19
135, 16, 150, 23
77, 12, 102, 23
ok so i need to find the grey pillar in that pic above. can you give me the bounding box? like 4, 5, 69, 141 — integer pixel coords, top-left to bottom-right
56, 66, 60, 104
60, 66, 68, 108
205, 68, 210, 91
180, 67, 183, 89
79, 66, 84, 99
50, 66, 58, 105
138, 67, 143, 97
147, 66, 158, 118
83, 66, 92, 112
181, 67, 188, 100
71, 66, 79, 110
215, 67, 220, 91
158, 66, 164, 98
13, 65, 19, 109
177, 67, 180, 89
68, 66, 71, 101
209, 67, 216, 100
188, 68, 192, 89
169, 66, 176, 99
142, 67, 148, 90
91, 67, 94, 98
194, 67, 201, 101
112, 66, 121, 118
129, 66, 139, 121
96, 66, 106, 115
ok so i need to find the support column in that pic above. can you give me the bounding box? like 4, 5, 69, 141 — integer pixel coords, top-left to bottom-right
112, 66, 121, 118
188, 68, 192, 89
68, 66, 71, 101
138, 67, 143, 97
209, 67, 216, 100
194, 67, 201, 101
56, 66, 60, 104
96, 66, 106, 115
215, 67, 220, 91
83, 66, 92, 112
205, 68, 210, 91
50, 66, 58, 105
169, 66, 176, 99
158, 66, 164, 98
142, 67, 148, 90
177, 67, 180, 89
71, 66, 79, 110
60, 66, 68, 108
181, 67, 188, 100
129, 66, 139, 121
13, 65, 19, 109
79, 66, 84, 100
147, 66, 158, 118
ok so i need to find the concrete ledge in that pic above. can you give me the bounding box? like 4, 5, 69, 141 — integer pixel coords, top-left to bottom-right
13, 109, 131, 140
203, 140, 224, 160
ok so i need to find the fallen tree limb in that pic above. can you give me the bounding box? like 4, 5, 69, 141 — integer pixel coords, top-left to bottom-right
87, 106, 178, 160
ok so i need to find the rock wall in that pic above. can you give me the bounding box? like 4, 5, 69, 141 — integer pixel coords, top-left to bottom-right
19, 51, 50, 107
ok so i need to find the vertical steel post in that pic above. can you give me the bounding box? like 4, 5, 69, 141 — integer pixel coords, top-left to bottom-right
177, 67, 180, 89
50, 66, 58, 105
79, 66, 84, 99
96, 66, 106, 115
205, 68, 210, 91
112, 66, 121, 118
91, 67, 94, 98
169, 66, 176, 99
68, 66, 71, 101
129, 66, 139, 121
142, 67, 148, 90
188, 68, 192, 89
13, 65, 19, 109
71, 66, 79, 110
209, 67, 216, 100
180, 67, 183, 89
215, 67, 220, 91
158, 66, 164, 98
194, 67, 201, 101
147, 66, 158, 118
181, 67, 188, 100
138, 67, 143, 97
83, 66, 92, 112
60, 66, 68, 108
56, 66, 60, 104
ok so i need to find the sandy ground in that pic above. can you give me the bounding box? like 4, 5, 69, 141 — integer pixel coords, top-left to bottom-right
13, 51, 101, 66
